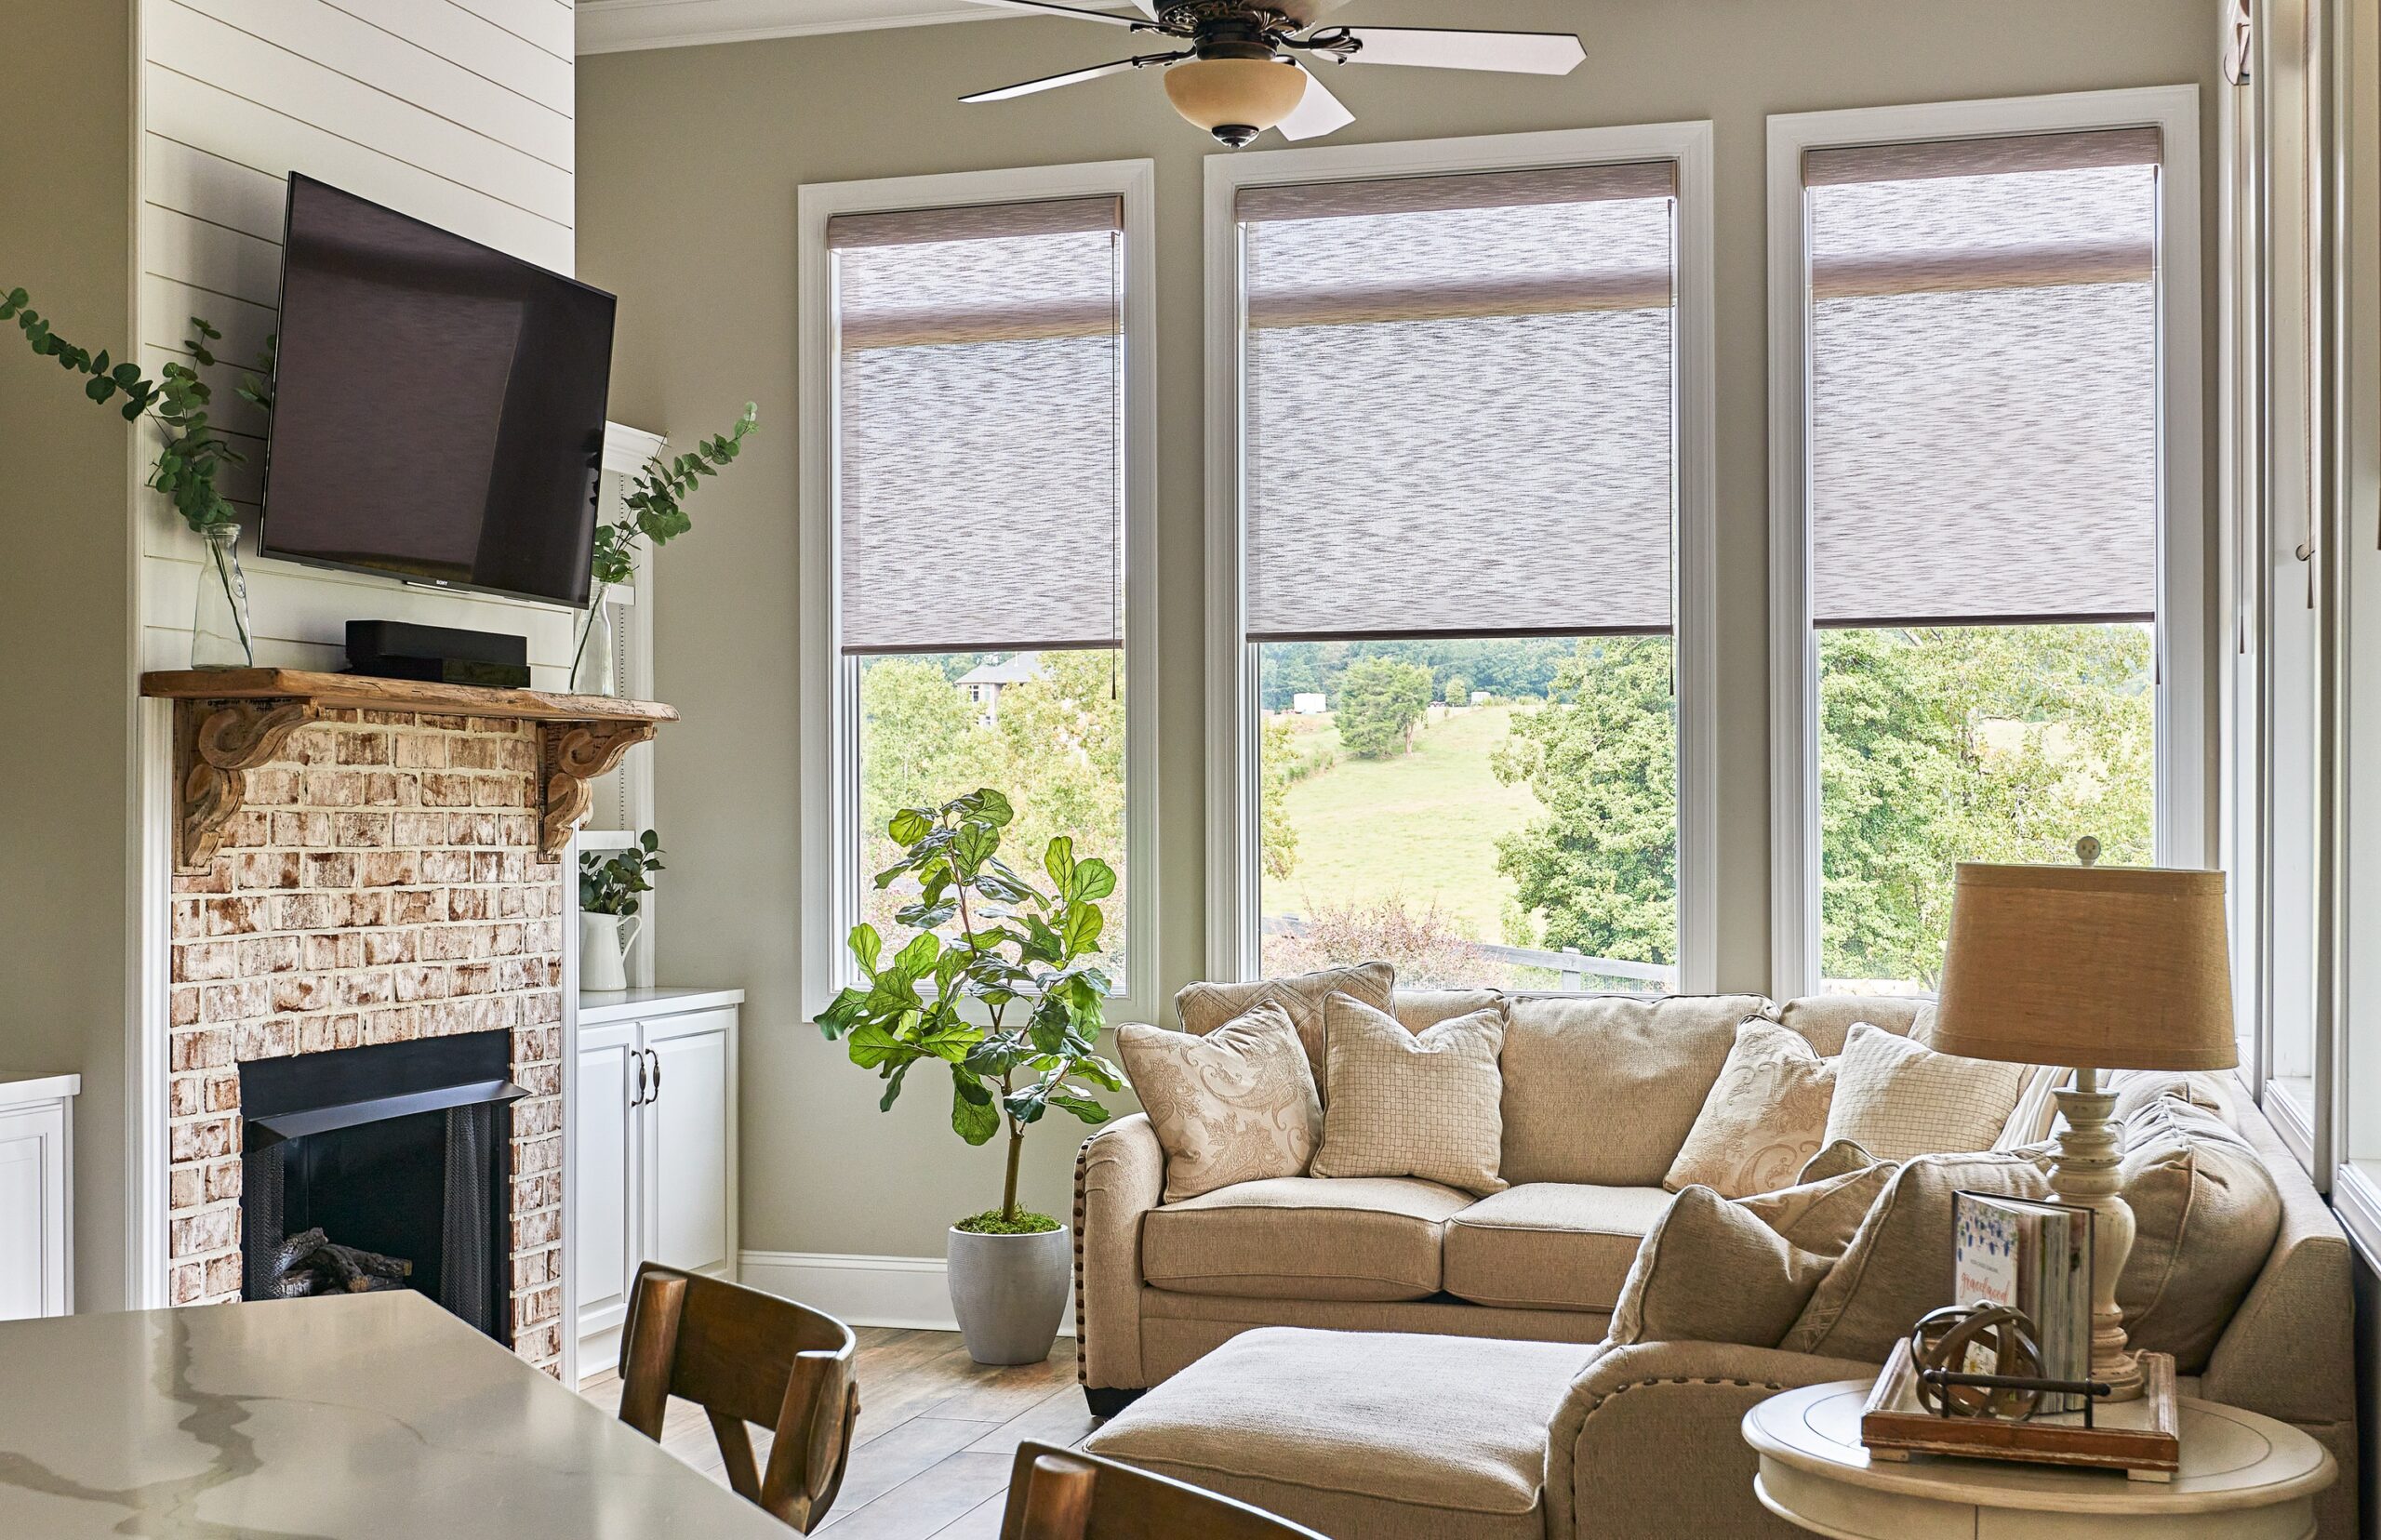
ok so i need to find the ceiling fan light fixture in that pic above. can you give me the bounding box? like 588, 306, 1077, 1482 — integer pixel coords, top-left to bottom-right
1163, 55, 1308, 147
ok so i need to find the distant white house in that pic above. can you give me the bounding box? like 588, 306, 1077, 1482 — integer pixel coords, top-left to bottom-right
958, 653, 1045, 721
1292, 692, 1328, 716
1471, 690, 1492, 706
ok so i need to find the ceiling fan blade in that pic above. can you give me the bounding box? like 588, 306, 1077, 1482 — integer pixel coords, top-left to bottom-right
1277, 60, 1356, 141
960, 0, 1153, 28
1334, 27, 1586, 75
962, 54, 1171, 102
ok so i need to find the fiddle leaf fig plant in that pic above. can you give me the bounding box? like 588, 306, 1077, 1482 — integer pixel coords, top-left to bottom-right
818, 789, 1123, 1232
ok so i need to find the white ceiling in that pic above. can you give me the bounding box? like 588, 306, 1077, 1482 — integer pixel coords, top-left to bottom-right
575, 0, 1059, 54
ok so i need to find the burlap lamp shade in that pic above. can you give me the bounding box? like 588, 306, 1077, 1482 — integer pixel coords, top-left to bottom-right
1927, 859, 2237, 1402
1930, 862, 2237, 1072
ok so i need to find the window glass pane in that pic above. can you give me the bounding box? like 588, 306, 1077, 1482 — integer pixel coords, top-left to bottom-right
857, 649, 1127, 976
1817, 623, 2154, 992
1257, 639, 1677, 991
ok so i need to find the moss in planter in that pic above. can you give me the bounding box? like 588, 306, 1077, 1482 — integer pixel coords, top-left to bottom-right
955, 1210, 1061, 1235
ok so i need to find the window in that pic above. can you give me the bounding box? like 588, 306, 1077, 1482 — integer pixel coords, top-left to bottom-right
800, 166, 1156, 1018
1209, 128, 1717, 992
1770, 94, 2204, 1000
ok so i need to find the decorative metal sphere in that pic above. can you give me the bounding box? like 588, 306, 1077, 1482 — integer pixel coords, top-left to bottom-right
1910, 1304, 2045, 1420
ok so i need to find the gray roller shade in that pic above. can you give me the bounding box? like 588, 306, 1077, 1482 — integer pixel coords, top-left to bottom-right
1238, 163, 1679, 642
1804, 128, 2161, 628
832, 196, 1124, 656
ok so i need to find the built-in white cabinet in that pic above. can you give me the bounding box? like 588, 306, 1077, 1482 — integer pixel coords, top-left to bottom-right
0, 1073, 78, 1320
574, 989, 738, 1369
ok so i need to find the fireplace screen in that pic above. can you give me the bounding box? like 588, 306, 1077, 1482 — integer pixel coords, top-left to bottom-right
239, 1033, 522, 1341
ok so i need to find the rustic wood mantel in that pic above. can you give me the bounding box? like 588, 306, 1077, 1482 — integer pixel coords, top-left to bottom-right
140, 670, 678, 871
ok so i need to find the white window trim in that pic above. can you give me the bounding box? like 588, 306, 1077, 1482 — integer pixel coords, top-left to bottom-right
1765, 86, 2207, 999
1202, 123, 1722, 990
796, 159, 1161, 1023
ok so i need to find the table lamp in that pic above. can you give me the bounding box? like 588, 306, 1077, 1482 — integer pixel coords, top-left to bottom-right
1928, 851, 2237, 1402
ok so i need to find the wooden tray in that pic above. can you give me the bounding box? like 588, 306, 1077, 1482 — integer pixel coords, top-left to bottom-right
1860, 1338, 2180, 1480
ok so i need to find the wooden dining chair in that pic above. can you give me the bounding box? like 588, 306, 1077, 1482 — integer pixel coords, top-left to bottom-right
617, 1262, 860, 1533
1000, 1441, 1333, 1540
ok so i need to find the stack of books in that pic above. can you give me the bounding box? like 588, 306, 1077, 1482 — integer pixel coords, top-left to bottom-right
1951, 1191, 2095, 1411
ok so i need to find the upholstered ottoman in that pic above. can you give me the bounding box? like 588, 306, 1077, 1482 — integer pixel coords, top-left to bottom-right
1080, 1327, 1597, 1540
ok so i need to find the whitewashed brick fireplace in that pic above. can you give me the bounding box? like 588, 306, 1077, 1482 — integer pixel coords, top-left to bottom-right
167, 710, 571, 1368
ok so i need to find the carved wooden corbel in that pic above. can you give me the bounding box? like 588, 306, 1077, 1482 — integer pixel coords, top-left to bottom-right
175, 699, 323, 871
539, 720, 658, 863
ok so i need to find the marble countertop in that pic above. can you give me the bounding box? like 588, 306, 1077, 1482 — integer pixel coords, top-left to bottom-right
0, 1292, 792, 1538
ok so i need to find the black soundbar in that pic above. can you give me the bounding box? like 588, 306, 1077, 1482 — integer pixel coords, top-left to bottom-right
345, 620, 532, 690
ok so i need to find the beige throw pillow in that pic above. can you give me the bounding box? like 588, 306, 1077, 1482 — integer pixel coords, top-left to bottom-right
1664, 1020, 1837, 1198
1823, 1022, 2028, 1162
1736, 1159, 1897, 1259
1310, 992, 1507, 1195
1175, 962, 1396, 1094
1117, 1006, 1323, 1204
1609, 1187, 1831, 1348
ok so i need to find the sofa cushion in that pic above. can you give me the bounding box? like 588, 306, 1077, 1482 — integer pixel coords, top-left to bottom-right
1664, 1019, 1837, 1198
1311, 993, 1507, 1195
1084, 1326, 1597, 1540
1395, 989, 1504, 1032
1499, 994, 1773, 1186
1610, 1186, 1831, 1348
1823, 1022, 2029, 1161
1441, 1183, 1674, 1312
1141, 1176, 1470, 1302
1176, 962, 1396, 1093
1769, 994, 1929, 1055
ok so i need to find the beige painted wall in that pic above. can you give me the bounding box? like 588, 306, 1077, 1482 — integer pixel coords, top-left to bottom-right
0, 0, 137, 1309
577, 0, 2222, 1260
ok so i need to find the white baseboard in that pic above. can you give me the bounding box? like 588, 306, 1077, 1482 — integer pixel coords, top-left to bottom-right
738, 1250, 1075, 1336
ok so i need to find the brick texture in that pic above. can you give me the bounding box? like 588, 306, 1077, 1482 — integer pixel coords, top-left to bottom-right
166, 712, 565, 1373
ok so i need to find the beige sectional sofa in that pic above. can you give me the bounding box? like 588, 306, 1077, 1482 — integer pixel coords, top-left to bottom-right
1073, 989, 2360, 1539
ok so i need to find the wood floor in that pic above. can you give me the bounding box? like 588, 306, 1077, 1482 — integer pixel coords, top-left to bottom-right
580, 1329, 1097, 1537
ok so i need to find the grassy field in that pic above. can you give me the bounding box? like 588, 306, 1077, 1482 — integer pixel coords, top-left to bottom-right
1261, 704, 1543, 940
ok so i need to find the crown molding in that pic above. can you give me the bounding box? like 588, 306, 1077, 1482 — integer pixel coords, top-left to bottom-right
577, 0, 1026, 53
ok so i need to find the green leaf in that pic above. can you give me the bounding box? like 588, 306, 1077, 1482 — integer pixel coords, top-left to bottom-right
844, 1021, 908, 1070
847, 923, 883, 977
951, 1070, 1001, 1145
893, 929, 940, 978
1043, 835, 1076, 893
1059, 902, 1104, 957
888, 807, 934, 846
876, 1059, 912, 1111
1070, 857, 1117, 904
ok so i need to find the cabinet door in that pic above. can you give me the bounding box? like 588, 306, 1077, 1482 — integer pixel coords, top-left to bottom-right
575, 1021, 642, 1334
640, 1010, 732, 1277
0, 1106, 67, 1320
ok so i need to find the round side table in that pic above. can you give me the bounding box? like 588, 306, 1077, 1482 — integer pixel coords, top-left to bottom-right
1742, 1380, 2336, 1539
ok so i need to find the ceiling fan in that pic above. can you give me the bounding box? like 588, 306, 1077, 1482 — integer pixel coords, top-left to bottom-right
959, 1, 1588, 148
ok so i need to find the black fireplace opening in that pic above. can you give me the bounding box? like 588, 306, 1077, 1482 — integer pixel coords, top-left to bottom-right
239, 1031, 523, 1342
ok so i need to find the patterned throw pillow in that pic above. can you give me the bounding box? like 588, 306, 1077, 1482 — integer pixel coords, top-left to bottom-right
1822, 1022, 2028, 1162
1310, 991, 1507, 1195
1117, 1005, 1323, 1203
1174, 962, 1396, 1095
1663, 1019, 1838, 1198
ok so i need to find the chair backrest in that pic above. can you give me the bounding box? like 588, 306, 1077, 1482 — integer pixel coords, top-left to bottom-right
999, 1441, 1331, 1540
618, 1262, 859, 1533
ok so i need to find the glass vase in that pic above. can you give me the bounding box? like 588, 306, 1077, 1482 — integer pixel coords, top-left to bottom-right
193, 523, 254, 670
570, 587, 617, 697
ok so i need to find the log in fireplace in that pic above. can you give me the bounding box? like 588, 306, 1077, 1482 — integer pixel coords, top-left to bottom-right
239, 1031, 525, 1340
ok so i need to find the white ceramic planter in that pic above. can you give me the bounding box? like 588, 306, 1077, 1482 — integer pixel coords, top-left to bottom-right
579, 912, 635, 992
947, 1224, 1071, 1365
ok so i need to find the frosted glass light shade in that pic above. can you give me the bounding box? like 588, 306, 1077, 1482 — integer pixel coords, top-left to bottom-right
1164, 58, 1308, 145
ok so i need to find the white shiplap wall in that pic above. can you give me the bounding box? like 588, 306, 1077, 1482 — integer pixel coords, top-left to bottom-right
135, 0, 582, 676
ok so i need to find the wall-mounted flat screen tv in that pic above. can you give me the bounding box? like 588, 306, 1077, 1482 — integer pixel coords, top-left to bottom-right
259, 174, 616, 608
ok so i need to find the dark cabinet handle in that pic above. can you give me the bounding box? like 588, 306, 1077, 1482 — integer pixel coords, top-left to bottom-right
646, 1048, 661, 1102
630, 1048, 647, 1108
